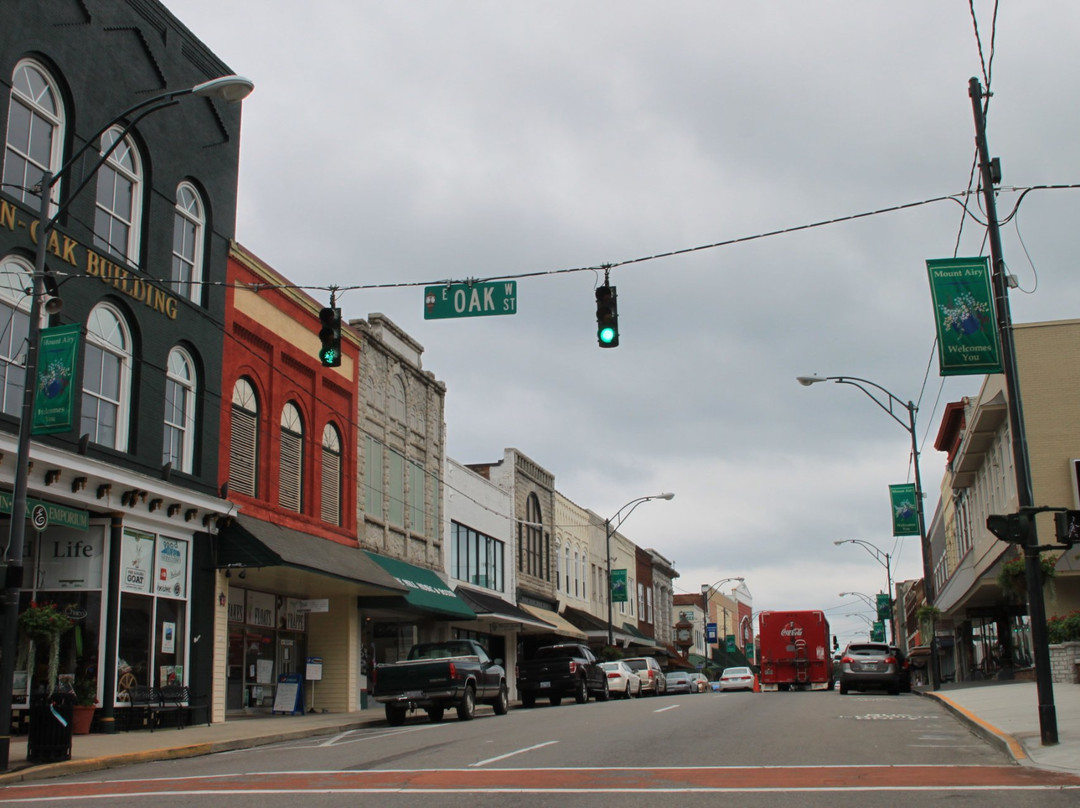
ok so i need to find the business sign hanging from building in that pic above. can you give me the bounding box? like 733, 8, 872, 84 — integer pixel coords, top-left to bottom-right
610, 569, 628, 603
926, 257, 1003, 376
32, 323, 81, 434
890, 483, 920, 536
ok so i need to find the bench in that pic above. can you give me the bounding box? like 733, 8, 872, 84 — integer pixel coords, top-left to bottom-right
120, 686, 161, 732
157, 685, 210, 729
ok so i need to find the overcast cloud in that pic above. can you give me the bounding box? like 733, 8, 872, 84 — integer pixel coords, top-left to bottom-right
166, 1, 1080, 644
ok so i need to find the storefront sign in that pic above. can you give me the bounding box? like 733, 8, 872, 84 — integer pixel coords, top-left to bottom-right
282, 598, 307, 631
247, 589, 276, 628
0, 491, 88, 531
154, 536, 188, 599
227, 587, 246, 623
33, 526, 104, 589
119, 529, 154, 593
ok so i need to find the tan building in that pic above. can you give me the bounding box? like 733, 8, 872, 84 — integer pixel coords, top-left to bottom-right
931, 318, 1080, 682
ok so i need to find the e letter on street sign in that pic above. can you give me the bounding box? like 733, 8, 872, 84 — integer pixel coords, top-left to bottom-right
424, 281, 517, 320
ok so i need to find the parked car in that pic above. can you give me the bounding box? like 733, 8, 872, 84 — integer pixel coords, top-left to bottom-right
717, 666, 756, 692
837, 642, 903, 695
689, 673, 709, 692
664, 670, 696, 694
600, 661, 641, 698
372, 639, 509, 724
622, 657, 667, 695
516, 643, 609, 707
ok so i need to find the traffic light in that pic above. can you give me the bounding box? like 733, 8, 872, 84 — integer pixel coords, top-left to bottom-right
1055, 510, 1080, 545
318, 306, 341, 367
986, 512, 1032, 545
595, 283, 619, 348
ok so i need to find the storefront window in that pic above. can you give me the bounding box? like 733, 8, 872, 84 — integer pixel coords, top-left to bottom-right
115, 529, 189, 701
14, 524, 104, 707
226, 587, 306, 712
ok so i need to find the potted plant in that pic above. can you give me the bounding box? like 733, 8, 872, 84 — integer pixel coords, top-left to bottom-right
71, 675, 98, 735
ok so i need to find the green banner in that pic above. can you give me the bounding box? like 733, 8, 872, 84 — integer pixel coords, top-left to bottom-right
890, 483, 920, 536
926, 257, 1002, 376
871, 621, 886, 642
876, 593, 892, 620
610, 569, 628, 603
33, 323, 81, 435
725, 635, 736, 653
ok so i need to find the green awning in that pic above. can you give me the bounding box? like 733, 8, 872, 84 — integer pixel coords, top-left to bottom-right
364, 551, 476, 619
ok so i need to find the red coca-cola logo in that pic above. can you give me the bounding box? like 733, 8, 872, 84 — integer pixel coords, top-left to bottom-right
780, 624, 804, 637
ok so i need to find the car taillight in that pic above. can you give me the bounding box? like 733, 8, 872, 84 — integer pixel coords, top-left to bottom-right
648, 670, 655, 679
607, 672, 619, 679
841, 656, 854, 665
569, 661, 578, 674
448, 662, 457, 678
884, 656, 897, 665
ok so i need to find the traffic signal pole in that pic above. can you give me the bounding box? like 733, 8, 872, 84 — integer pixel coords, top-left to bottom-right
969, 77, 1057, 745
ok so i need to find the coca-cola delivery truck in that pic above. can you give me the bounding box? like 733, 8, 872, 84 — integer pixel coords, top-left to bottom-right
757, 610, 833, 691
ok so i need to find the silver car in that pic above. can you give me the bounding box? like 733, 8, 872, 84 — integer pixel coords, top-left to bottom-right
837, 642, 903, 695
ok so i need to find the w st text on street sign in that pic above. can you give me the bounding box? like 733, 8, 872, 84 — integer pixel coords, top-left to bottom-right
424, 281, 517, 320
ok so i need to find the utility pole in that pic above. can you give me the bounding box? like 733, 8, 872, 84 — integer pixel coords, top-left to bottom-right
969, 76, 1057, 745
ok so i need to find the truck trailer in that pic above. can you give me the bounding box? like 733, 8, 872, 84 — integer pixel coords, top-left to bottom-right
757, 610, 833, 691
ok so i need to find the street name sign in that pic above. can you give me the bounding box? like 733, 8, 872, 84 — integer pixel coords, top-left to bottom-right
424, 281, 517, 319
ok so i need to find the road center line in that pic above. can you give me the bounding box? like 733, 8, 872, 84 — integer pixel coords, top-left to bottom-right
470, 741, 559, 768
654, 704, 680, 713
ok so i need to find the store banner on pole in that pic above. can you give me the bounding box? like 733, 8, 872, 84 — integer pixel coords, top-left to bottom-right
890, 483, 920, 536
926, 257, 1002, 376
32, 323, 80, 434
610, 569, 628, 603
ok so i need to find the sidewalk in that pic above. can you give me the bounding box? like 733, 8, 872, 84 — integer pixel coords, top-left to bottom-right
1, 682, 1077, 783
921, 680, 1080, 774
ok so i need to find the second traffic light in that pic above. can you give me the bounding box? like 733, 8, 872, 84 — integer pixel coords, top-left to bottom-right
318, 306, 342, 367
595, 283, 619, 348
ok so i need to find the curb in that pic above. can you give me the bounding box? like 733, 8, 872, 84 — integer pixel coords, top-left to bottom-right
919, 690, 1027, 764
0, 720, 375, 786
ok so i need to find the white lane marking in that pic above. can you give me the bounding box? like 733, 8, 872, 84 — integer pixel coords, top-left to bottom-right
470, 740, 559, 767
654, 704, 680, 713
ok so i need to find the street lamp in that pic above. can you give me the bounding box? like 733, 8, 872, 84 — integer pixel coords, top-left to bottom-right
797, 373, 938, 689
700, 577, 744, 672
835, 539, 894, 644
0, 74, 254, 771
605, 492, 674, 646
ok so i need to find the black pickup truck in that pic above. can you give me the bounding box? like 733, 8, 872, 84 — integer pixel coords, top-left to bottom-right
372, 639, 509, 725
516, 643, 609, 707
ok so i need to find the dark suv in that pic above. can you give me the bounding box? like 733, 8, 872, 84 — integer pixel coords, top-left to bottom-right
837, 642, 903, 695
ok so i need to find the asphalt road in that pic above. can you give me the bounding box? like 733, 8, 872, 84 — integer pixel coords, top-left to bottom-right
2, 690, 1078, 806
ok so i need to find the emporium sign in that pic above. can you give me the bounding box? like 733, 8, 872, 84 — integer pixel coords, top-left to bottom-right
0, 490, 88, 530
1, 199, 181, 321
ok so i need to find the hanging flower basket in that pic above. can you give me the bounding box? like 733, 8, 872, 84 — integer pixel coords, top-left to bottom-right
17, 602, 74, 696
996, 555, 1057, 601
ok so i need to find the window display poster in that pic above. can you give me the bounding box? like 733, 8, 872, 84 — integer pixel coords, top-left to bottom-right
282, 598, 306, 631
162, 621, 176, 654
154, 536, 188, 599
160, 666, 182, 686
120, 529, 154, 594
34, 526, 106, 590
227, 587, 246, 623
256, 659, 274, 684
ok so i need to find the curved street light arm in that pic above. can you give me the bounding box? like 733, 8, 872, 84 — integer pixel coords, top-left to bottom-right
800, 375, 914, 434
839, 591, 875, 608
604, 492, 673, 646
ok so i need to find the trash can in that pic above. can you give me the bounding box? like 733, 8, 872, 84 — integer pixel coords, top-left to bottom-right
27, 692, 74, 763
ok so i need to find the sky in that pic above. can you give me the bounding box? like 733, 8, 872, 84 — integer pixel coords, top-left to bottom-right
165, 1, 1080, 646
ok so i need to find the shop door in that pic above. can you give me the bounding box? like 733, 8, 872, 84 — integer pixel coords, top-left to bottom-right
227, 631, 245, 711
245, 630, 275, 710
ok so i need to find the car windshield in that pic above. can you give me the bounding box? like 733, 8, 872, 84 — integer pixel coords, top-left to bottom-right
600, 662, 622, 672
534, 646, 579, 659
623, 660, 647, 671
668, 673, 688, 681
722, 667, 751, 677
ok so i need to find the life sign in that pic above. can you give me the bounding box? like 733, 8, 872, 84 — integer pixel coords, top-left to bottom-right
424, 281, 517, 319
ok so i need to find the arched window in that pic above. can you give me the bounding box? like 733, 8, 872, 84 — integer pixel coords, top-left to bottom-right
229, 378, 258, 496
320, 422, 342, 525
171, 182, 205, 303
3, 59, 64, 211
163, 347, 196, 473
81, 303, 132, 450
93, 125, 142, 264
524, 493, 544, 579
279, 402, 303, 512
389, 375, 406, 423
0, 256, 34, 416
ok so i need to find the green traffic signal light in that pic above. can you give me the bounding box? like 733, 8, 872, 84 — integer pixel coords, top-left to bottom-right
318, 306, 342, 367
595, 283, 619, 348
